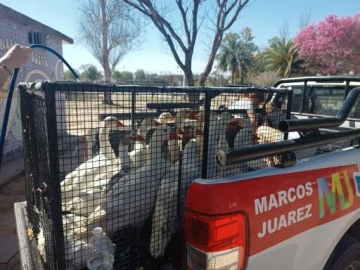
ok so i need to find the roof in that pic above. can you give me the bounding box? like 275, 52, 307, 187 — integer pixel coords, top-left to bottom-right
273, 76, 360, 87
0, 4, 73, 44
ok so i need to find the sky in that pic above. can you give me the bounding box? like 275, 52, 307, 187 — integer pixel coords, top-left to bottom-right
1, 0, 359, 75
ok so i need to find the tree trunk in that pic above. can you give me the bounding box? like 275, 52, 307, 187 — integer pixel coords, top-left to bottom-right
185, 68, 200, 103
103, 65, 113, 103
240, 66, 245, 84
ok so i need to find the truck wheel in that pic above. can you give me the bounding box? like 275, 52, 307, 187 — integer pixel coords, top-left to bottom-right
325, 235, 360, 270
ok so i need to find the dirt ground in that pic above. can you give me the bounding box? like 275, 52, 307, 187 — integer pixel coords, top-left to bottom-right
0, 173, 26, 236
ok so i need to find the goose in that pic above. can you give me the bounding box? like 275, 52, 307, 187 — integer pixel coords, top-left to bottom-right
84, 126, 98, 161
150, 133, 200, 257
117, 130, 138, 173
157, 112, 175, 124
257, 126, 317, 162
87, 124, 179, 234
179, 119, 203, 149
194, 109, 207, 158
129, 118, 155, 169
212, 112, 244, 178
224, 126, 254, 176
217, 111, 233, 150
168, 109, 197, 165
64, 233, 88, 269
61, 116, 124, 203
62, 213, 90, 241
64, 131, 139, 217
206, 112, 234, 179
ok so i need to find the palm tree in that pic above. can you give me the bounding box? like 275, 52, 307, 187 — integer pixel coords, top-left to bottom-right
262, 37, 304, 78
237, 27, 258, 84
216, 33, 241, 84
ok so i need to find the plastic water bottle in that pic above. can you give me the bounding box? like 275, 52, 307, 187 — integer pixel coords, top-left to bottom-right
86, 227, 115, 270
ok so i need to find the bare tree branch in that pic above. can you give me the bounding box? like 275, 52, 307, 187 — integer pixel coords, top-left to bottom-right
78, 0, 142, 83
123, 0, 249, 90
176, 0, 191, 46
279, 19, 290, 40
199, 0, 249, 86
299, 9, 312, 30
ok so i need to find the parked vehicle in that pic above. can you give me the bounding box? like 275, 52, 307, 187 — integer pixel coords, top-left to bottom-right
185, 76, 360, 270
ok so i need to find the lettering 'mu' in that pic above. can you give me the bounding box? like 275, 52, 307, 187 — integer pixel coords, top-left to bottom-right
317, 170, 354, 218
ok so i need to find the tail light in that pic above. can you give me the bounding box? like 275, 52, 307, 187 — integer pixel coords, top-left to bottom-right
185, 211, 247, 270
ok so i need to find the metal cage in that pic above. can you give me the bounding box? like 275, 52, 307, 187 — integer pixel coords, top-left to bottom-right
19, 81, 292, 269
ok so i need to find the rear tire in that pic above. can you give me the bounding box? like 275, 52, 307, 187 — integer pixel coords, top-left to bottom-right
325, 235, 360, 270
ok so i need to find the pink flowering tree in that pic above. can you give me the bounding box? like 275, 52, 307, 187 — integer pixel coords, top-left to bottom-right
295, 13, 360, 75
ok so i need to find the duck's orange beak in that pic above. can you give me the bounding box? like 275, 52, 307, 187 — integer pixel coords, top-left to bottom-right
169, 129, 181, 140
196, 129, 204, 136
117, 121, 125, 127
226, 119, 241, 131
189, 111, 198, 120
136, 134, 146, 142
196, 115, 205, 122
153, 120, 161, 126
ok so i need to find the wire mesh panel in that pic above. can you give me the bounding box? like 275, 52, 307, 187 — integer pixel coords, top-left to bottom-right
19, 82, 292, 269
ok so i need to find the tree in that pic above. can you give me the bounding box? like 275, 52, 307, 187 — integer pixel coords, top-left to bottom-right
248, 71, 280, 87
237, 27, 258, 84
113, 70, 134, 82
123, 0, 250, 100
216, 33, 241, 84
216, 28, 257, 84
298, 10, 312, 30
295, 13, 360, 75
112, 70, 122, 82
63, 69, 79, 81
135, 69, 146, 81
262, 37, 303, 78
80, 65, 103, 82
78, 0, 142, 104
120, 71, 133, 82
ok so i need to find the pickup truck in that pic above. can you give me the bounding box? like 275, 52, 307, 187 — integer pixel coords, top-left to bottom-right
13, 77, 360, 270
185, 76, 360, 270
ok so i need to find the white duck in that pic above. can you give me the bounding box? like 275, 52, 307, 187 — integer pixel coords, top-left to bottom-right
61, 116, 124, 203
205, 112, 234, 179
168, 108, 197, 165
222, 125, 253, 176
64, 131, 139, 217
150, 134, 200, 257
117, 130, 138, 173
64, 232, 88, 269
156, 112, 175, 124
129, 118, 154, 169
217, 112, 233, 150
87, 124, 179, 234
225, 122, 269, 173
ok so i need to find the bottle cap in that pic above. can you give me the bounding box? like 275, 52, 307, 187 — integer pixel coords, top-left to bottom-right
92, 227, 103, 235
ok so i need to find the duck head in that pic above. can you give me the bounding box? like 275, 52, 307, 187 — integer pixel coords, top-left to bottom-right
102, 116, 125, 129
151, 124, 180, 144
158, 112, 176, 124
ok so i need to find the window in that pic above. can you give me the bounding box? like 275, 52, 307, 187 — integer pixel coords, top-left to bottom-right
286, 85, 346, 116
28, 31, 45, 45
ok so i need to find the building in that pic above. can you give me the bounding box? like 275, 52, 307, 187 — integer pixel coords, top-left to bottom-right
0, 3, 73, 170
